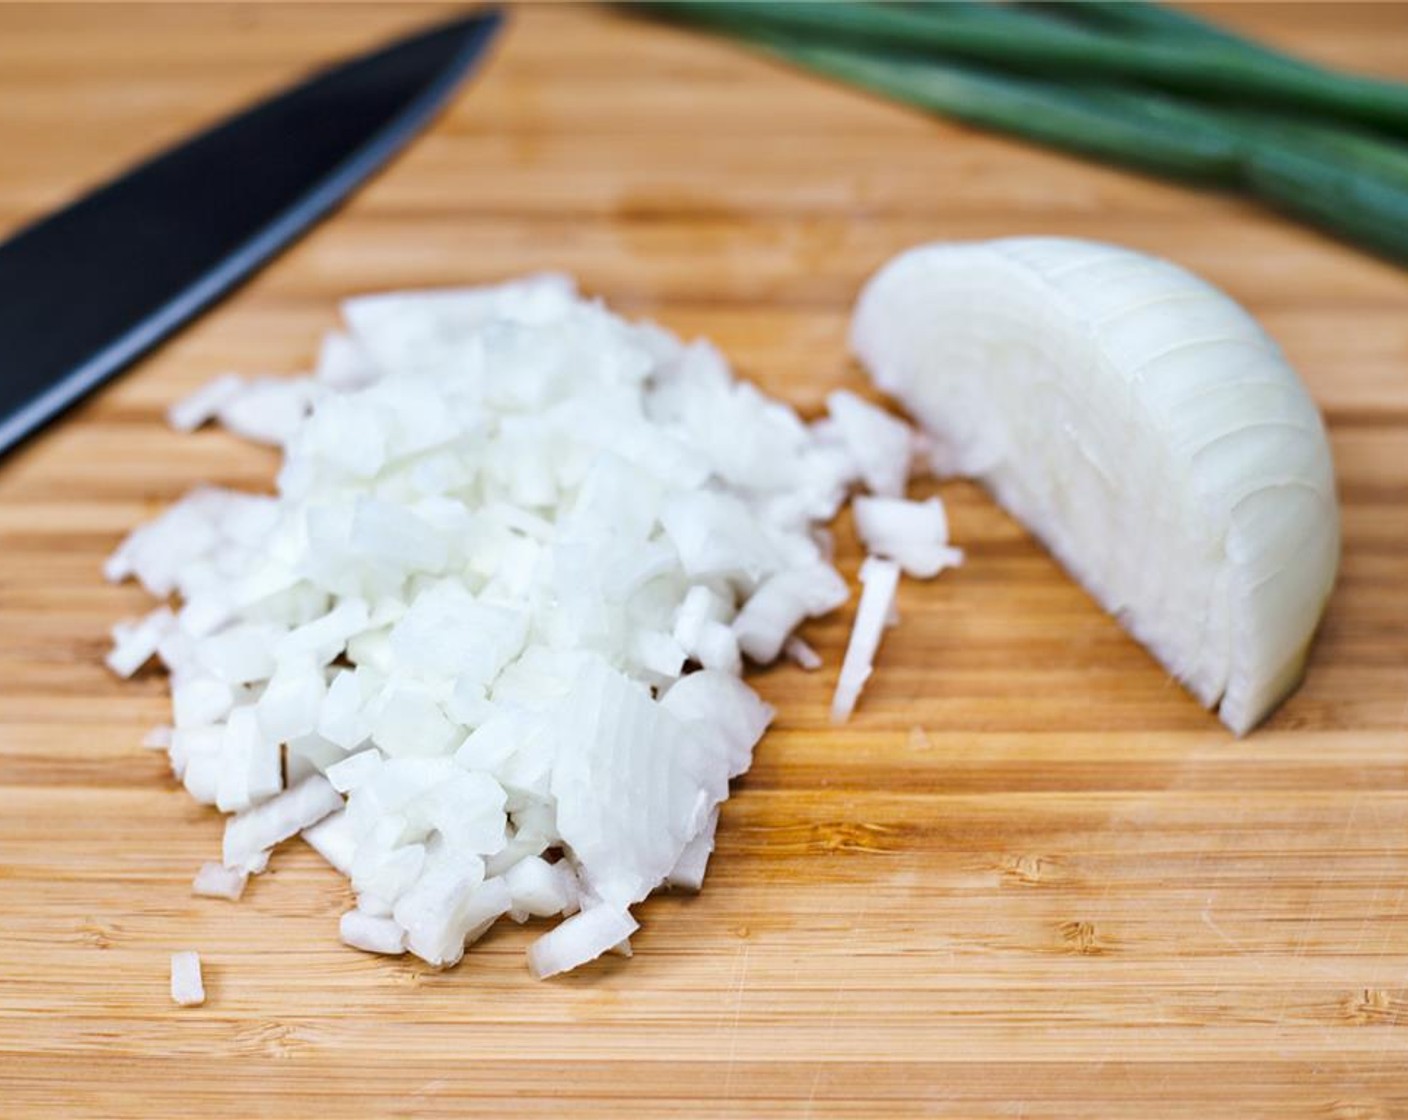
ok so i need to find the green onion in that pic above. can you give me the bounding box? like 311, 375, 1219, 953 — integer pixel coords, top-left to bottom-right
646, 1, 1408, 134
1222, 109, 1408, 189
1025, 0, 1294, 62
638, 3, 1408, 265
1083, 88, 1408, 262
741, 32, 1244, 183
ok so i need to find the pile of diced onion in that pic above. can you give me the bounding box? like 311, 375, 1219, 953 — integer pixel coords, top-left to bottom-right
106, 276, 959, 979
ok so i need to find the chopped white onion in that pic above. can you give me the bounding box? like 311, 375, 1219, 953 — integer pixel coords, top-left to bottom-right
222, 774, 342, 874
393, 860, 499, 967
255, 656, 325, 744
826, 390, 913, 498
667, 805, 719, 891
170, 951, 205, 1006
141, 725, 173, 750
167, 373, 245, 433
108, 276, 960, 983
672, 588, 721, 656
216, 705, 281, 813
325, 748, 382, 794
216, 377, 316, 446
503, 855, 579, 918
831, 557, 901, 724
733, 564, 847, 663
692, 619, 742, 675
340, 908, 409, 955
172, 675, 236, 730
105, 607, 175, 678
526, 904, 639, 980
783, 636, 822, 671
661, 670, 773, 779
853, 495, 961, 579
192, 861, 247, 901
302, 810, 358, 876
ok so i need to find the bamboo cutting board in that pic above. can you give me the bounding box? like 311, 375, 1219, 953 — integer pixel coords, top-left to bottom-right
1, 4, 1406, 1117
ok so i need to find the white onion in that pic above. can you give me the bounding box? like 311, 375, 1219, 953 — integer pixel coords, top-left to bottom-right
392, 860, 500, 966
831, 557, 901, 724
216, 705, 281, 813
526, 903, 639, 980
852, 237, 1338, 733
692, 619, 743, 675
666, 805, 719, 891
852, 495, 962, 579
222, 774, 342, 874
194, 624, 277, 686
172, 676, 235, 730
325, 748, 382, 794
660, 670, 773, 779
783, 636, 822, 671
672, 586, 729, 655
340, 908, 408, 955
550, 656, 718, 908
105, 607, 175, 678
733, 564, 848, 663
301, 810, 358, 876
825, 390, 913, 498
108, 276, 961, 984
170, 951, 205, 1007
141, 725, 173, 750
192, 861, 247, 901
503, 855, 579, 918
168, 373, 245, 433
216, 377, 317, 446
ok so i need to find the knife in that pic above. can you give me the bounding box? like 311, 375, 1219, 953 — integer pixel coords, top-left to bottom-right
0, 9, 504, 457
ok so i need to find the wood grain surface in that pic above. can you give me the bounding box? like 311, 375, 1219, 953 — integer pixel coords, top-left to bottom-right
2, 4, 1406, 1117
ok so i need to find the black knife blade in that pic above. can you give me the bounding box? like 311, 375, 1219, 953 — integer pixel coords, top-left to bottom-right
0, 9, 504, 456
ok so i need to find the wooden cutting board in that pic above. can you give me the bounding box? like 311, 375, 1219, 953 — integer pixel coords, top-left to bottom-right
2, 5, 1405, 1116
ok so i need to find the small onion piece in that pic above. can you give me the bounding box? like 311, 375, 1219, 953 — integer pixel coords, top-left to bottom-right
783, 636, 822, 671
106, 608, 175, 678
733, 565, 848, 663
340, 909, 408, 955
504, 856, 578, 918
831, 558, 902, 724
853, 496, 961, 579
192, 861, 247, 901
170, 951, 205, 1007
302, 810, 358, 876
666, 806, 719, 892
826, 390, 913, 498
527, 904, 639, 980
141, 725, 173, 750
222, 775, 343, 874
168, 373, 245, 433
